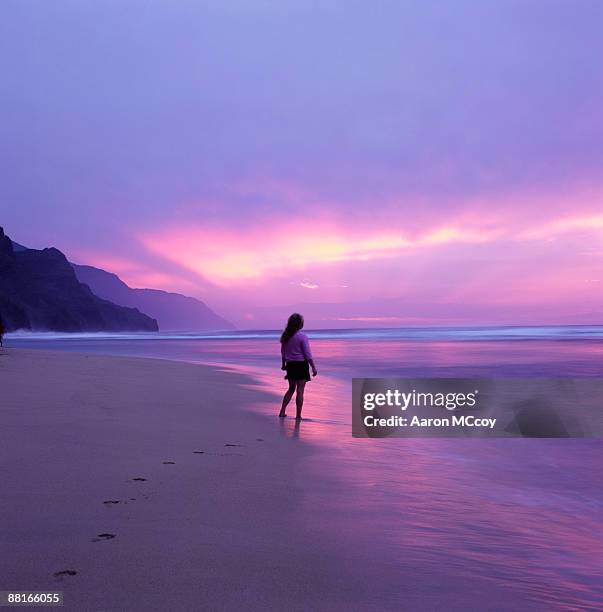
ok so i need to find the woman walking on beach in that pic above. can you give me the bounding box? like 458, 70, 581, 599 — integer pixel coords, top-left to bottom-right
279, 313, 317, 420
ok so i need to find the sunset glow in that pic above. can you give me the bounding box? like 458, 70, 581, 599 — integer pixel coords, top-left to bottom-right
3, 1, 603, 327
138, 220, 505, 286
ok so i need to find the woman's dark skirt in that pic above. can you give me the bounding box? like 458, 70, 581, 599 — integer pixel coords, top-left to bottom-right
285, 360, 311, 382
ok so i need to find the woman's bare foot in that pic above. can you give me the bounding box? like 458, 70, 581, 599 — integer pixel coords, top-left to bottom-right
278, 412, 286, 418
295, 416, 303, 421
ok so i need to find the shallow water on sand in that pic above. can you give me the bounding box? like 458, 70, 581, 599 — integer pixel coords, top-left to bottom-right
8, 328, 603, 609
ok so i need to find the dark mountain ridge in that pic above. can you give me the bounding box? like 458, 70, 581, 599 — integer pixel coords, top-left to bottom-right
72, 264, 234, 330
0, 227, 158, 332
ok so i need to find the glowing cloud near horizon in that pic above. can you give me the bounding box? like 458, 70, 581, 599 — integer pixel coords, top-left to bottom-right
138, 221, 496, 286
519, 214, 603, 240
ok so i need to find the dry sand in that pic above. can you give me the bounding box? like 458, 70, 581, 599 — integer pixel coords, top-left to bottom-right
0, 349, 393, 611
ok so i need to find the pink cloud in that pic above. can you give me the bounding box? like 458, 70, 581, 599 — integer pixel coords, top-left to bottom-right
519, 213, 603, 240
69, 183, 603, 325
138, 219, 499, 287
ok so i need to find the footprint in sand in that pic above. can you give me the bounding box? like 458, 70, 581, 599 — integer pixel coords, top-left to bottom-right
162, 461, 176, 464
54, 570, 77, 578
256, 438, 264, 442
131, 477, 147, 482
224, 443, 244, 447
91, 533, 115, 542
103, 500, 120, 505
193, 451, 205, 454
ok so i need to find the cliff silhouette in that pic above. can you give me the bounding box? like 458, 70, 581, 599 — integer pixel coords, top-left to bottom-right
0, 227, 158, 332
72, 264, 233, 331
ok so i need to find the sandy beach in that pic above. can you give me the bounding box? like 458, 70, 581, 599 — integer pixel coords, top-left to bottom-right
2, 347, 601, 611
0, 349, 371, 611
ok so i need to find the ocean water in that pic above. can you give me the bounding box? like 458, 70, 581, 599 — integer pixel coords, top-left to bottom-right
7, 326, 603, 609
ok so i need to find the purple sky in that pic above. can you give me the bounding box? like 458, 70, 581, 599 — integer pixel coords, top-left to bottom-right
2, 1, 603, 327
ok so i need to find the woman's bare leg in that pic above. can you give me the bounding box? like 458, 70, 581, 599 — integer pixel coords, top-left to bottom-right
295, 381, 307, 419
280, 380, 296, 417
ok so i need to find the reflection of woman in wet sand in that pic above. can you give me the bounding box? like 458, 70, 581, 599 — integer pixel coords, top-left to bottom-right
279, 313, 317, 420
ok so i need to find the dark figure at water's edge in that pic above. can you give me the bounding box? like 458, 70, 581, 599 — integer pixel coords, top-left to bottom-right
279, 313, 317, 420
0, 314, 4, 347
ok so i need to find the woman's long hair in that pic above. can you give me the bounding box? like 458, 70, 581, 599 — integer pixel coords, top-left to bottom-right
280, 313, 304, 344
